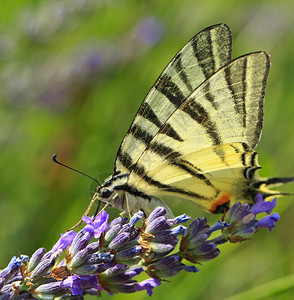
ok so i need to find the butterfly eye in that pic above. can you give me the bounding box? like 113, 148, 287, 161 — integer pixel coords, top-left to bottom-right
101, 188, 112, 199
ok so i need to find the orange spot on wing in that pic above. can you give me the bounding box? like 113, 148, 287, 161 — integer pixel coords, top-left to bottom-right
209, 193, 230, 213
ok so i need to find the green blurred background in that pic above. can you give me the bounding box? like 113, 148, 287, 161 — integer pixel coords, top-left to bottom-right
1, 0, 294, 299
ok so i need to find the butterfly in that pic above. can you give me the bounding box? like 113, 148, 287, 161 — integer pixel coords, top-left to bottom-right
86, 23, 293, 219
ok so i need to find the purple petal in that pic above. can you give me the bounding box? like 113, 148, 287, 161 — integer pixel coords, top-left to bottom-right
0, 255, 29, 280
174, 214, 191, 224
171, 225, 186, 236
93, 211, 109, 238
51, 230, 76, 252
134, 278, 161, 296
70, 276, 82, 296
83, 211, 109, 239
183, 265, 199, 273
82, 216, 93, 224
210, 220, 230, 232
255, 213, 280, 231
251, 194, 277, 215
94, 210, 109, 228
69, 274, 100, 296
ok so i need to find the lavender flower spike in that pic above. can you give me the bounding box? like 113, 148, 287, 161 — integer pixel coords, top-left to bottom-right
0, 201, 282, 298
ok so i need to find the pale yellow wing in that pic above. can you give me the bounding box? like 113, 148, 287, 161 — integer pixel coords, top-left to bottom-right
115, 24, 232, 173
128, 142, 261, 212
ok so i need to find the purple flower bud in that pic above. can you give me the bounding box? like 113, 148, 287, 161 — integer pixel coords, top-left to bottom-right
30, 258, 56, 282
69, 247, 90, 268
223, 195, 280, 242
151, 230, 178, 245
183, 265, 199, 273
86, 241, 100, 254
34, 281, 71, 297
129, 211, 144, 226
146, 255, 196, 278
68, 231, 93, 259
28, 248, 46, 272
73, 262, 115, 275
100, 265, 145, 293
180, 218, 219, 263
84, 252, 113, 265
184, 218, 210, 242
209, 220, 230, 232
88, 252, 113, 263
120, 224, 140, 241
108, 216, 128, 229
114, 245, 143, 264
108, 232, 130, 250
1, 280, 23, 297
145, 207, 166, 227
145, 216, 170, 234
0, 278, 5, 290
104, 224, 122, 244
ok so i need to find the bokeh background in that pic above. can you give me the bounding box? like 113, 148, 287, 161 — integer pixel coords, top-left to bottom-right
1, 0, 294, 299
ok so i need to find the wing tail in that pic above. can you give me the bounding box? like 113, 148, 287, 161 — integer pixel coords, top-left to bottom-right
251, 176, 294, 199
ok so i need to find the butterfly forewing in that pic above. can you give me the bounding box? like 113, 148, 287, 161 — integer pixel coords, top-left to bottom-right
115, 23, 232, 173
125, 51, 270, 211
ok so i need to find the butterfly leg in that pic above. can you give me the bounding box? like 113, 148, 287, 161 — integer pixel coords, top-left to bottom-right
125, 193, 132, 219
67, 193, 100, 231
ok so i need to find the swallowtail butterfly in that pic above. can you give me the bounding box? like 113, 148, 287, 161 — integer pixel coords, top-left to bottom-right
87, 24, 293, 218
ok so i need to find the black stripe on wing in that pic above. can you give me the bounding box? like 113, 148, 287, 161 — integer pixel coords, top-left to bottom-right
181, 101, 222, 145
142, 174, 208, 200
129, 124, 153, 145
174, 52, 194, 93
154, 74, 186, 106
192, 28, 215, 78
137, 102, 162, 128
224, 56, 248, 127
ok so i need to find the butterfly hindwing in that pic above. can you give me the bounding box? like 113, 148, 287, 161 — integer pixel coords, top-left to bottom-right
127, 142, 260, 212
115, 24, 232, 173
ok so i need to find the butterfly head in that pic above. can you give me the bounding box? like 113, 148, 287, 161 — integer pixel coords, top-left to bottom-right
96, 186, 113, 201
95, 172, 129, 203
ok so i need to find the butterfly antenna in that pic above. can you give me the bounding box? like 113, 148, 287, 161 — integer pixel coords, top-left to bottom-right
52, 154, 101, 186
53, 154, 104, 230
